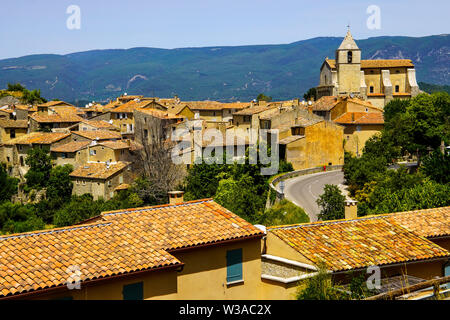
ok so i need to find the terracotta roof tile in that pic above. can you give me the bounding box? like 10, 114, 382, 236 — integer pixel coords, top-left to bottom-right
0, 199, 262, 297
380, 206, 450, 239
80, 120, 117, 130
69, 161, 130, 180
233, 104, 277, 115
0, 120, 28, 129
0, 222, 180, 297
325, 59, 414, 69
30, 113, 84, 123
111, 100, 155, 113
334, 112, 384, 124
98, 141, 130, 150
269, 215, 449, 272
311, 96, 339, 111
50, 141, 91, 153
6, 132, 70, 145
135, 108, 184, 120
102, 199, 264, 251
37, 101, 74, 107
71, 130, 122, 141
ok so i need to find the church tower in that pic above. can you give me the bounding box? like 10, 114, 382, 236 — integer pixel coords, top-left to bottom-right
335, 28, 361, 95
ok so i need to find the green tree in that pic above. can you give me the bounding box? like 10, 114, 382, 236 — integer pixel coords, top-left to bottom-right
24, 148, 52, 189
296, 262, 347, 300
7, 83, 25, 92
214, 175, 265, 223
256, 93, 272, 102
53, 194, 103, 227
303, 87, 317, 101
0, 202, 44, 234
257, 199, 309, 226
420, 149, 450, 184
46, 164, 74, 204
316, 184, 345, 221
0, 163, 19, 202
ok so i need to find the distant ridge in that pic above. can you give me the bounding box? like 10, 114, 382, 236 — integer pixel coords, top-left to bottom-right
0, 35, 448, 102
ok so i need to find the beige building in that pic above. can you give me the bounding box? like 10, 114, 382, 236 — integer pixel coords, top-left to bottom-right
0, 120, 28, 144
317, 29, 419, 109
311, 96, 384, 156
70, 161, 133, 200
2, 132, 71, 178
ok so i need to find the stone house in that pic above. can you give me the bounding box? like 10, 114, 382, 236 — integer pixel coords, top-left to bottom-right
0, 120, 28, 144
69, 161, 133, 200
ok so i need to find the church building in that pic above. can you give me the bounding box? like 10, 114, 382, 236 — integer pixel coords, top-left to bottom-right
316, 29, 420, 108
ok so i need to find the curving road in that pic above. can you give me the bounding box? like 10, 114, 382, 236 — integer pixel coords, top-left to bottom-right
279, 170, 344, 222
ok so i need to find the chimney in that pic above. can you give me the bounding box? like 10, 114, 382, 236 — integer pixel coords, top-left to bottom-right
168, 191, 184, 205
344, 199, 358, 219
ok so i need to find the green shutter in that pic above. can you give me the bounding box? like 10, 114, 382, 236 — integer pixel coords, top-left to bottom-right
122, 282, 144, 300
226, 249, 243, 283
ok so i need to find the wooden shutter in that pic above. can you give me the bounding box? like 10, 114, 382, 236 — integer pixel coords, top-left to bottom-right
122, 282, 144, 300
226, 249, 243, 283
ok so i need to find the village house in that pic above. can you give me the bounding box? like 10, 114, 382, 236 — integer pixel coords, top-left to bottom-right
277, 116, 344, 170
316, 29, 419, 108
311, 96, 384, 156
186, 101, 250, 123
334, 111, 384, 156
69, 161, 133, 200
0, 120, 28, 144
89, 99, 166, 139
29, 113, 84, 132
0, 108, 15, 120
11, 104, 36, 120
0, 199, 265, 300
259, 206, 450, 300
1, 132, 71, 177
134, 108, 185, 146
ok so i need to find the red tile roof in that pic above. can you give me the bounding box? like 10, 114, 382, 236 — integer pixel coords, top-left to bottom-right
69, 161, 130, 180
334, 112, 384, 125
325, 59, 414, 69
0, 199, 262, 298
269, 215, 449, 272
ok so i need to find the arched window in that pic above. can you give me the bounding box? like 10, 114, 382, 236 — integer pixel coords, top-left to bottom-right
347, 51, 353, 63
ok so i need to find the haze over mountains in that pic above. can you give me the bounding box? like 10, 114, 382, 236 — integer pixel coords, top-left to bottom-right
0, 34, 448, 103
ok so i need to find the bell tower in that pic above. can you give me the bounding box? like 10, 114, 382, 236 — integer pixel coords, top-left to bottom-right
335, 27, 361, 95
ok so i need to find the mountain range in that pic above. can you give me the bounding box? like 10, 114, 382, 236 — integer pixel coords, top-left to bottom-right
0, 34, 449, 103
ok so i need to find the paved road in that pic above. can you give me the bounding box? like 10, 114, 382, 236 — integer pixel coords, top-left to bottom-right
280, 170, 344, 222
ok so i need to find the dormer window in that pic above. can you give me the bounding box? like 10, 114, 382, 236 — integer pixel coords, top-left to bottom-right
395, 85, 400, 93
370, 86, 374, 93
347, 51, 353, 63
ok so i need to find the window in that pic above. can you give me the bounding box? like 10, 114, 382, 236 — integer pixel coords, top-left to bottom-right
347, 51, 352, 63
123, 282, 143, 300
226, 248, 243, 284
395, 85, 400, 93
356, 125, 361, 132
369, 86, 374, 93
243, 116, 251, 123
10, 129, 15, 139
6, 156, 10, 163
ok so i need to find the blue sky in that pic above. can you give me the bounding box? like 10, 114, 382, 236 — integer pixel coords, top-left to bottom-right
0, 0, 448, 59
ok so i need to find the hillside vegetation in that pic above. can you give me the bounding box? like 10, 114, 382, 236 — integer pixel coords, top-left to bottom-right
0, 35, 448, 102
